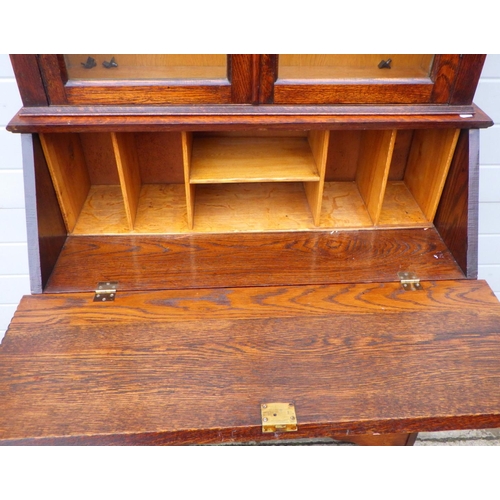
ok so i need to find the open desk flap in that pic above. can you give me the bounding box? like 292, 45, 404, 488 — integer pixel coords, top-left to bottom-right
1, 280, 499, 445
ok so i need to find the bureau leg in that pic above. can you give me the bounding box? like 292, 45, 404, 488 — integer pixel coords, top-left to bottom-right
330, 432, 418, 446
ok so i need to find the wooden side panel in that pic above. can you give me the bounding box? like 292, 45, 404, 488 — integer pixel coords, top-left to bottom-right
304, 130, 329, 225
39, 133, 91, 232
112, 132, 141, 230
434, 129, 478, 278
404, 129, 460, 220
21, 135, 67, 293
449, 55, 487, 105
9, 55, 48, 106
356, 130, 396, 224
1, 280, 499, 444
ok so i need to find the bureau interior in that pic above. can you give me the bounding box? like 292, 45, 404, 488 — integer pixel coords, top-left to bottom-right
32, 127, 470, 293
39, 128, 460, 235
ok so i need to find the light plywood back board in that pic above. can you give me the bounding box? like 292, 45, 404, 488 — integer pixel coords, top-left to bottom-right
325, 130, 361, 181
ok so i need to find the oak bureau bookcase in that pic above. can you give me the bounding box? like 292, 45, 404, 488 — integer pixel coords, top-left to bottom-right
1, 54, 499, 445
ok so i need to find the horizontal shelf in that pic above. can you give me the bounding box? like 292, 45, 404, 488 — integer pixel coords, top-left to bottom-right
190, 136, 320, 184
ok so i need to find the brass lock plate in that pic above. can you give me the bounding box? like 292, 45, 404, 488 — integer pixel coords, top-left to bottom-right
261, 402, 298, 433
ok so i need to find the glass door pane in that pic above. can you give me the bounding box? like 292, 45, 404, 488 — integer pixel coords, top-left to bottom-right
278, 55, 434, 80
64, 54, 228, 81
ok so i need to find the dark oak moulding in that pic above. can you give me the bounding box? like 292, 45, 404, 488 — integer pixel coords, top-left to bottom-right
1, 54, 499, 446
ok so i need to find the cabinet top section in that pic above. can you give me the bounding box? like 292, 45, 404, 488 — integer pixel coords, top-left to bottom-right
8, 54, 492, 131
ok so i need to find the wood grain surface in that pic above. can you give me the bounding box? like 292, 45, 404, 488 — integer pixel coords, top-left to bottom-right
43, 228, 465, 293
1, 280, 499, 445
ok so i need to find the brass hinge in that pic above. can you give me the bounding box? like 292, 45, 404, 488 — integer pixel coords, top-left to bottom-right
398, 272, 423, 291
261, 403, 298, 433
94, 281, 118, 302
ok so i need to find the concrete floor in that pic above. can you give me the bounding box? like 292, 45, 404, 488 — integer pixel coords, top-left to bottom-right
415, 428, 500, 446
222, 428, 500, 445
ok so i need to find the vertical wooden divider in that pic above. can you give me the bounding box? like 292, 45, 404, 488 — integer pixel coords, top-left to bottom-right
305, 130, 330, 226
39, 133, 91, 232
404, 129, 460, 221
182, 132, 195, 229
356, 130, 396, 225
112, 132, 141, 231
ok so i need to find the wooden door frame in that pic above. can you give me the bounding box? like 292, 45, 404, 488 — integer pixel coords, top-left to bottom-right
264, 54, 486, 106
33, 54, 256, 105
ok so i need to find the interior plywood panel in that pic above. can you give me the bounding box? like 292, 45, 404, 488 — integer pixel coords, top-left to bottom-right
325, 130, 361, 181
134, 132, 185, 184
80, 133, 120, 185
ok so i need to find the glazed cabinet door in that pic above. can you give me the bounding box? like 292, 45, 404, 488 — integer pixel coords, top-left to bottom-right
263, 54, 486, 106
29, 54, 257, 105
